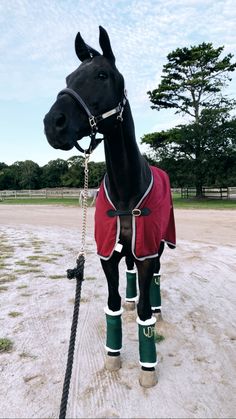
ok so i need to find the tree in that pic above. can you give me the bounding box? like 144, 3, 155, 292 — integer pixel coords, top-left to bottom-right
62, 156, 106, 188
146, 43, 236, 196
88, 161, 106, 187
41, 159, 68, 187
61, 156, 85, 187
11, 161, 42, 189
0, 163, 16, 190
142, 110, 236, 189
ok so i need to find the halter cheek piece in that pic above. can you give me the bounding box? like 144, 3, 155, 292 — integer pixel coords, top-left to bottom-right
57, 87, 127, 154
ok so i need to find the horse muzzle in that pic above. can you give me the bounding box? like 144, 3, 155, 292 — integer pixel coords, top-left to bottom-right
43, 110, 74, 150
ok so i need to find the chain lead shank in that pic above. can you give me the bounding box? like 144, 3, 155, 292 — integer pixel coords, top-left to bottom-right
66, 152, 90, 280
79, 153, 90, 256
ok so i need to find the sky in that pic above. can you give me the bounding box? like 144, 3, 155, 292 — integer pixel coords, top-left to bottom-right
1, 0, 236, 166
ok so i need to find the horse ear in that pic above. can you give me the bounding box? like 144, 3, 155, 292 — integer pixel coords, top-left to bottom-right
99, 26, 115, 63
75, 32, 100, 61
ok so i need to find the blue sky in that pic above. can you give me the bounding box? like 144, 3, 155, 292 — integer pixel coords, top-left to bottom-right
1, 0, 236, 166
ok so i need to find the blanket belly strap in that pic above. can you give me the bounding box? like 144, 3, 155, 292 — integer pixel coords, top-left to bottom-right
107, 208, 151, 217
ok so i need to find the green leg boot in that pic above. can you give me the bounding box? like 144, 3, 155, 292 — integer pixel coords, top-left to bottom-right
125, 269, 138, 310
104, 306, 123, 371
137, 316, 158, 387
150, 273, 162, 312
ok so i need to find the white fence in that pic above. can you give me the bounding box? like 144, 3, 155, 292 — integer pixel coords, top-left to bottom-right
181, 187, 236, 199
1, 187, 236, 201
0, 188, 98, 204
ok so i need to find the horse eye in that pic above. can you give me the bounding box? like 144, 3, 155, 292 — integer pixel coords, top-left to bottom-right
98, 72, 108, 80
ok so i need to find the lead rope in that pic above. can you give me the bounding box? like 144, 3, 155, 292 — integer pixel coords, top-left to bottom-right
59, 152, 90, 419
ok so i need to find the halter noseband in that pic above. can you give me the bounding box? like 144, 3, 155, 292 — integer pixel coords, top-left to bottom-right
57, 87, 127, 154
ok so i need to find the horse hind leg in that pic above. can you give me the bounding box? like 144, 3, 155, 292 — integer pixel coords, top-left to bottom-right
150, 242, 165, 319
101, 254, 122, 371
135, 258, 158, 388
124, 255, 137, 311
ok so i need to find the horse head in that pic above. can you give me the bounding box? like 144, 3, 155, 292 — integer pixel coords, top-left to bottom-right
44, 26, 126, 151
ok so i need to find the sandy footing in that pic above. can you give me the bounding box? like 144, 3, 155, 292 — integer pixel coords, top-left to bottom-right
0, 206, 235, 418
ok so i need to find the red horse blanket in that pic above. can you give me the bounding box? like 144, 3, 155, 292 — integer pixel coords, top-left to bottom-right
95, 166, 176, 260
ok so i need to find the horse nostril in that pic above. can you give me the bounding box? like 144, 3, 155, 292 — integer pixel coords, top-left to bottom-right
55, 113, 67, 130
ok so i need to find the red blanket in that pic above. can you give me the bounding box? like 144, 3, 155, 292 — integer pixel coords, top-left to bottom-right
95, 166, 176, 260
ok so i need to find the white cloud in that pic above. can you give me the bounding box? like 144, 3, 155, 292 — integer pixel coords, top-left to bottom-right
1, 0, 236, 164
1, 0, 236, 103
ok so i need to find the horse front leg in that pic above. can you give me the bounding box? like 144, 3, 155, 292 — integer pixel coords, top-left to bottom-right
101, 253, 123, 371
124, 254, 137, 311
150, 241, 165, 316
135, 258, 158, 387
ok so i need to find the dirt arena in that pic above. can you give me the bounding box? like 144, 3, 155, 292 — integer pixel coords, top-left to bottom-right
0, 205, 235, 418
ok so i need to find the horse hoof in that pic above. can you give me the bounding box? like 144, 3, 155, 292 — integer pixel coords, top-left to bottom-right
105, 354, 121, 371
139, 369, 158, 388
123, 301, 136, 311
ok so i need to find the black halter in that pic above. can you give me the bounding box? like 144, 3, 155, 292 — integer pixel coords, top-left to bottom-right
57, 87, 127, 154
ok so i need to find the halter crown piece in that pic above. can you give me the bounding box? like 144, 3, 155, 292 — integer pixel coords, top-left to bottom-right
57, 87, 127, 154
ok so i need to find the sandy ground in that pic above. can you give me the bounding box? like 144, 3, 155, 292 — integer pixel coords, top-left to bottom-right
0, 205, 235, 419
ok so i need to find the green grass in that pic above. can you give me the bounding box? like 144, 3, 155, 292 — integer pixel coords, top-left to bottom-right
8, 311, 22, 318
15, 261, 39, 268
49, 274, 65, 279
172, 194, 236, 209
154, 331, 165, 343
0, 338, 13, 352
14, 268, 42, 274
19, 352, 37, 359
0, 194, 235, 209
0, 197, 82, 206
27, 255, 57, 263
0, 274, 17, 284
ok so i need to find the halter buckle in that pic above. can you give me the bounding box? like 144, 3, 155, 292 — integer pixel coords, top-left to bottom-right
89, 116, 97, 131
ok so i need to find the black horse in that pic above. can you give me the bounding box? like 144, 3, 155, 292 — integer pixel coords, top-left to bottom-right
44, 27, 175, 387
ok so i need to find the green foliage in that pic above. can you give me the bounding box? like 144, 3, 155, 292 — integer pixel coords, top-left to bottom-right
13, 160, 41, 189
8, 311, 22, 317
154, 331, 165, 343
0, 157, 106, 190
145, 42, 236, 195
0, 160, 41, 189
142, 111, 236, 188
41, 159, 68, 187
148, 43, 236, 117
0, 338, 13, 352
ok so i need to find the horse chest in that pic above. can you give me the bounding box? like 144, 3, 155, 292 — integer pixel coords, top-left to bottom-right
119, 216, 132, 247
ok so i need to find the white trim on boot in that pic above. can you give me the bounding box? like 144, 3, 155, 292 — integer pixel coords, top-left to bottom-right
139, 360, 158, 367
125, 296, 138, 302
136, 316, 156, 326
104, 306, 124, 316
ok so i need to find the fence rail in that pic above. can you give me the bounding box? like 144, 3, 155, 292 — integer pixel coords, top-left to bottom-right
1, 187, 236, 201
0, 188, 98, 200
181, 187, 236, 199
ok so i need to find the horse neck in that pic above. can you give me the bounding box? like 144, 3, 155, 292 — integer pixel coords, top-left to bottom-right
104, 102, 151, 209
